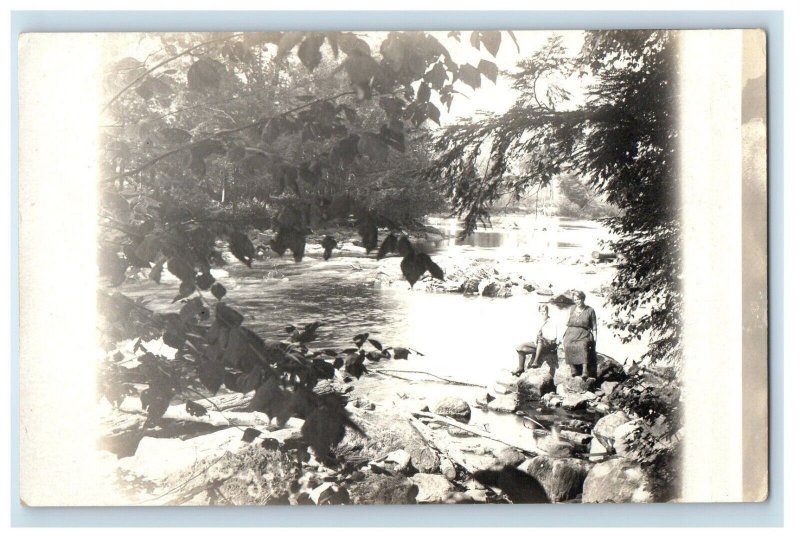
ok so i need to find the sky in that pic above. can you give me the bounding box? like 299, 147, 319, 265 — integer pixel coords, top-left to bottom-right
425, 30, 587, 124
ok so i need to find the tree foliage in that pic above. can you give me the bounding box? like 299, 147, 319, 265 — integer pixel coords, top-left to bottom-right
98, 31, 512, 457
422, 31, 681, 364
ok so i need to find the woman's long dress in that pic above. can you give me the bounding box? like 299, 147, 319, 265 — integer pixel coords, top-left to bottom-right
563, 306, 597, 368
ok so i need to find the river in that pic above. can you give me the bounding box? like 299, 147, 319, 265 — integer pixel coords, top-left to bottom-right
126, 214, 647, 451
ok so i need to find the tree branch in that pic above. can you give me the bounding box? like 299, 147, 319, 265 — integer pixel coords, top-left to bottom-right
102, 32, 243, 113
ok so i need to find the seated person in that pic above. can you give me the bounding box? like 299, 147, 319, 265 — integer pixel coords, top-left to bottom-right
514, 304, 560, 375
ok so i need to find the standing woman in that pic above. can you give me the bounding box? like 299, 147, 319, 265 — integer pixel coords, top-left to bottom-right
562, 290, 598, 379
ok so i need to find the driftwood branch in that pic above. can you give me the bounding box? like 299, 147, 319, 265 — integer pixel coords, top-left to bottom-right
411, 410, 547, 457
374, 369, 485, 388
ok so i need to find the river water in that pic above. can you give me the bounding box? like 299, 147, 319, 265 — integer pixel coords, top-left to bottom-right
127, 214, 647, 451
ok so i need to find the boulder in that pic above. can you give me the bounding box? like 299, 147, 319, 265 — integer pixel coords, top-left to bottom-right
433, 396, 471, 423
348, 472, 419, 504
493, 383, 514, 395
516, 365, 555, 398
560, 430, 593, 448
559, 419, 593, 434
447, 425, 474, 438
409, 445, 441, 473
524, 456, 591, 502
410, 473, 455, 503
495, 370, 518, 387
592, 411, 630, 441
488, 394, 518, 413
595, 402, 611, 414
554, 363, 574, 387
439, 457, 457, 480
560, 376, 590, 394
495, 447, 526, 467
600, 381, 620, 397
613, 419, 645, 460
582, 459, 654, 503
479, 279, 501, 297
384, 449, 412, 473
463, 488, 488, 503
588, 437, 609, 462
557, 389, 597, 411
462, 278, 480, 294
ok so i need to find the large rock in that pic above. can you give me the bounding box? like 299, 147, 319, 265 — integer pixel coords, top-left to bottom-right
495, 447, 526, 467
582, 459, 654, 503
592, 411, 630, 441
432, 396, 471, 423
588, 437, 610, 462
479, 279, 501, 297
384, 449, 412, 473
488, 394, 518, 413
612, 419, 645, 460
517, 365, 555, 398
409, 445, 441, 473
524, 456, 591, 502
554, 363, 574, 387
348, 472, 419, 504
410, 473, 455, 503
600, 381, 620, 397
560, 376, 590, 394
555, 386, 597, 410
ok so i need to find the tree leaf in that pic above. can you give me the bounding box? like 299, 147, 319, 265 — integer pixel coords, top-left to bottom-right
357, 220, 378, 253
478, 59, 498, 83
353, 333, 369, 348
337, 33, 371, 57
187, 58, 222, 91
392, 347, 410, 360
241, 427, 262, 443
469, 31, 481, 50
367, 338, 383, 351
229, 231, 255, 267
425, 102, 441, 125
185, 400, 208, 417
506, 30, 520, 52
418, 252, 445, 280
196, 272, 215, 290
396, 235, 413, 257
297, 34, 325, 71
480, 31, 502, 56
424, 62, 448, 90
401, 253, 425, 288
140, 385, 172, 424
158, 127, 192, 145
276, 32, 304, 58
210, 282, 226, 300
416, 82, 431, 103
167, 256, 195, 282
457, 64, 482, 90
321, 235, 337, 261
377, 233, 397, 260
198, 359, 225, 394
215, 302, 244, 328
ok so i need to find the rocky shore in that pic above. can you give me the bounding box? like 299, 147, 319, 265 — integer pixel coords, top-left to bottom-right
99, 330, 677, 505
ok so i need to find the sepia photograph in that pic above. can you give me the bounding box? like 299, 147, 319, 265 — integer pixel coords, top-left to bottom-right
16, 25, 769, 508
